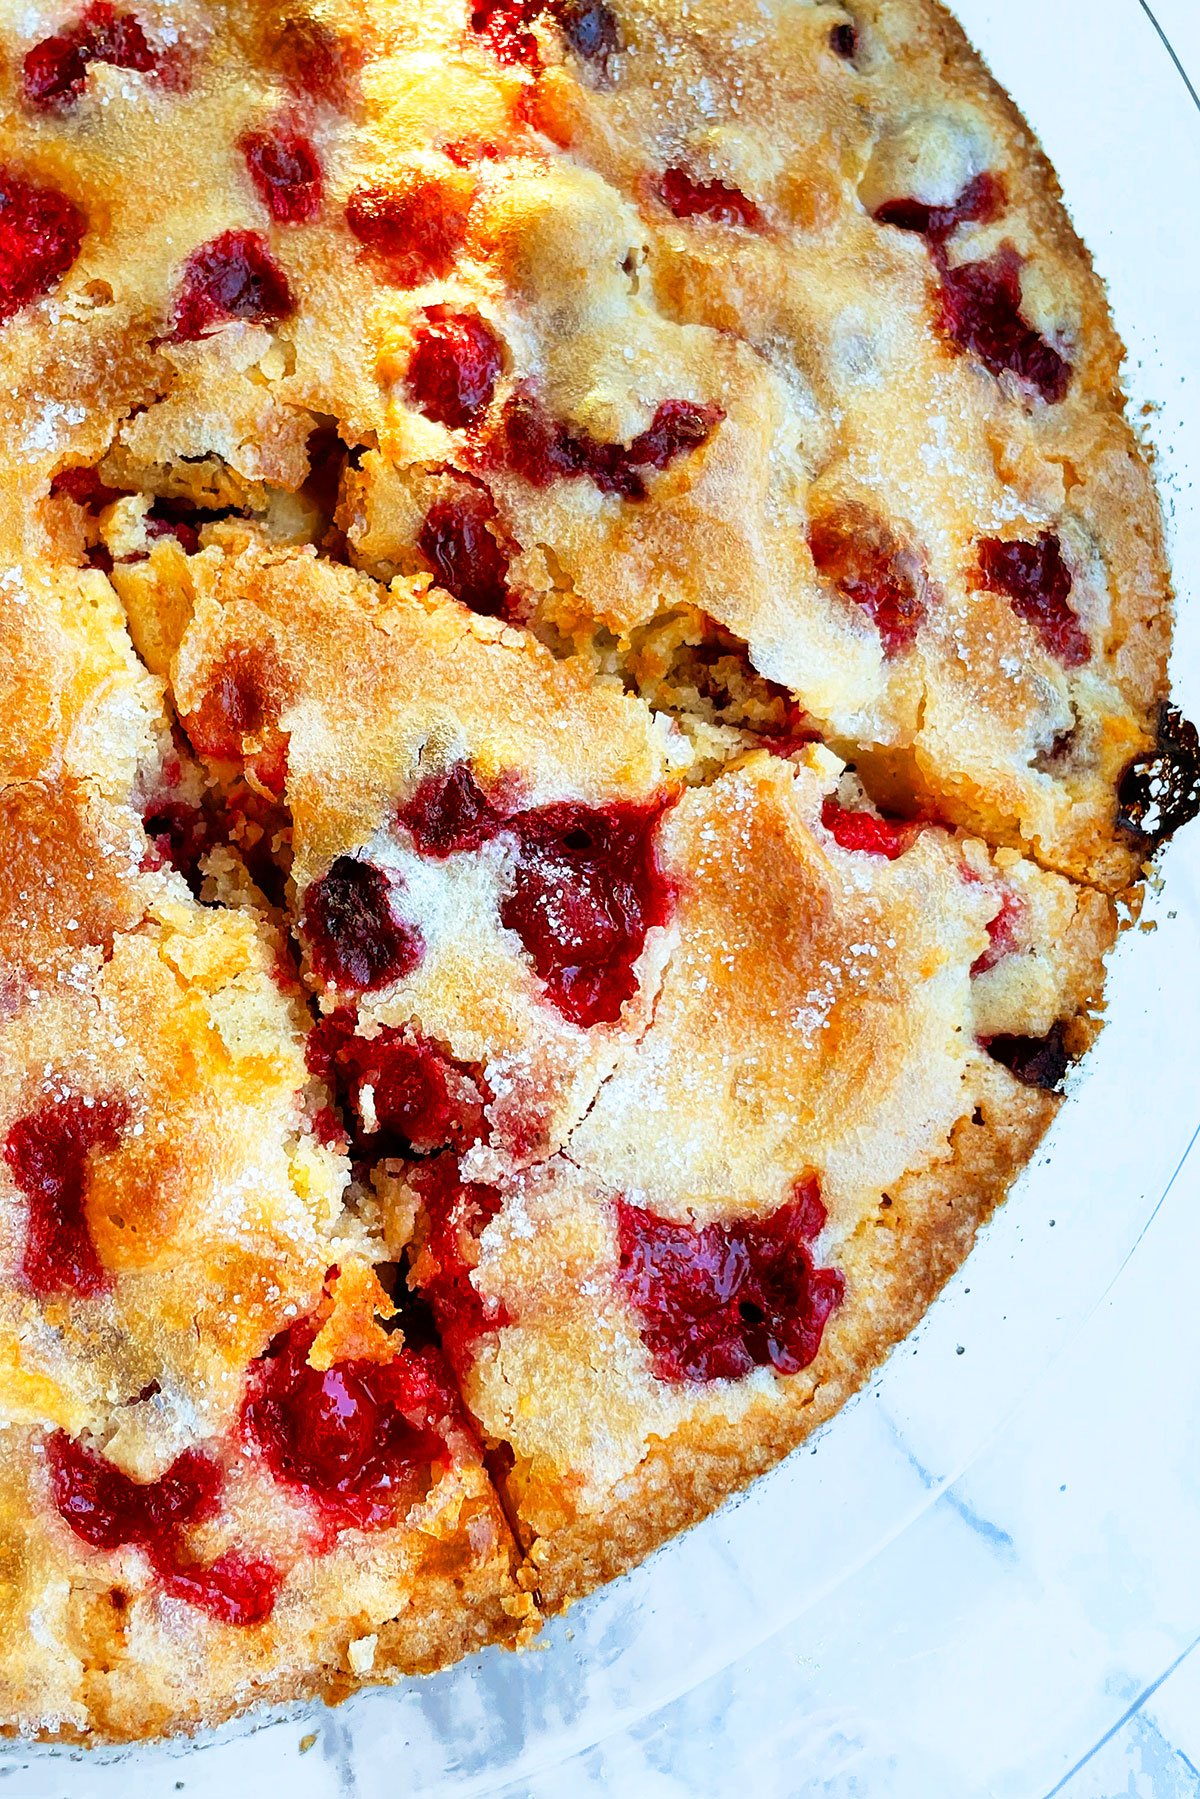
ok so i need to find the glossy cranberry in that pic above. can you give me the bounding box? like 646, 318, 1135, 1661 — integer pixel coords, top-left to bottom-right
398, 763, 507, 858
0, 168, 86, 325
23, 2, 156, 110
983, 1021, 1069, 1092
169, 230, 294, 340
616, 1180, 845, 1382
160, 1549, 282, 1626
971, 887, 1025, 976
830, 21, 857, 58
406, 1158, 509, 1372
241, 1319, 453, 1531
937, 246, 1071, 403
809, 513, 926, 656
48, 1432, 221, 1551
306, 1010, 489, 1157
300, 857, 424, 994
492, 389, 723, 501
873, 171, 1004, 243
407, 307, 502, 429
976, 532, 1088, 668
470, 0, 541, 68
241, 121, 323, 224
268, 15, 356, 108
658, 167, 760, 229
345, 179, 473, 289
145, 511, 200, 554
4, 1095, 127, 1299
820, 795, 919, 860
1117, 706, 1200, 845
418, 488, 513, 617
500, 800, 674, 1027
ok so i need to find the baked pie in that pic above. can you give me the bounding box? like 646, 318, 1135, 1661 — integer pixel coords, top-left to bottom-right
0, 0, 1194, 1740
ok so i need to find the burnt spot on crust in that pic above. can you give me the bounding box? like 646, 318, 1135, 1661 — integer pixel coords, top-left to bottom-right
1117, 705, 1200, 847
983, 1021, 1070, 1092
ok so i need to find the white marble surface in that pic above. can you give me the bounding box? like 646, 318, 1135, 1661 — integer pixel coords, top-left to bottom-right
7, 5, 1199, 1796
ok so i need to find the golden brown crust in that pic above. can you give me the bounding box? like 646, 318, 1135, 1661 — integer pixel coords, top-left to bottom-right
0, 0, 1183, 1743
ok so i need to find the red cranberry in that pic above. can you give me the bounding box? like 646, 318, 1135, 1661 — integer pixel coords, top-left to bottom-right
160, 1549, 282, 1626
658, 167, 760, 229
4, 1095, 128, 1299
398, 763, 507, 857
144, 511, 200, 554
50, 465, 125, 508
169, 230, 294, 341
183, 643, 285, 764
615, 1180, 845, 1382
470, 0, 541, 69
820, 795, 920, 860
406, 1158, 509, 1373
268, 15, 357, 108
241, 1318, 454, 1531
407, 307, 502, 429
1117, 706, 1200, 846
306, 1010, 489, 1157
830, 21, 857, 58
345, 178, 474, 289
976, 532, 1089, 668
872, 171, 1004, 243
492, 389, 723, 501
937, 246, 1071, 403
971, 887, 1025, 976
23, 2, 157, 110
0, 168, 86, 324
241, 121, 324, 224
141, 799, 214, 891
48, 1433, 221, 1552
500, 800, 674, 1027
983, 1021, 1069, 1092
809, 512, 926, 656
417, 487, 513, 617
300, 857, 424, 994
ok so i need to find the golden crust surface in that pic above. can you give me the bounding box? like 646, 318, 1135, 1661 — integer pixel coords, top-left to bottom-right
0, 0, 1183, 1745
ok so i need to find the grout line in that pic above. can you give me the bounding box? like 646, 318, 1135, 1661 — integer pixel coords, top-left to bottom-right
1043, 1631, 1200, 1797
1137, 1, 1200, 116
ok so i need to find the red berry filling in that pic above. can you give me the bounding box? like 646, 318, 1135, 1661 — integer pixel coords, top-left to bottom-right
872, 171, 1004, 243
983, 1021, 1069, 1092
169, 230, 294, 341
4, 1095, 128, 1299
182, 643, 290, 792
407, 1158, 509, 1373
809, 511, 927, 656
469, 0, 617, 68
23, 2, 157, 110
144, 511, 200, 554
615, 1180, 845, 1383
821, 795, 920, 860
976, 532, 1089, 667
398, 762, 508, 858
306, 1011, 489, 1158
48, 1431, 280, 1625
345, 178, 474, 289
0, 168, 86, 325
407, 307, 503, 429
241, 121, 324, 224
971, 887, 1025, 976
658, 167, 760, 229
50, 465, 125, 508
300, 857, 424, 994
491, 388, 723, 501
417, 487, 514, 617
937, 246, 1070, 403
141, 799, 215, 891
241, 1318, 454, 1532
267, 15, 357, 109
500, 800, 674, 1027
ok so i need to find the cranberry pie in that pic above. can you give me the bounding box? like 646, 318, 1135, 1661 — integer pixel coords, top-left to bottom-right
0, 0, 1193, 1741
